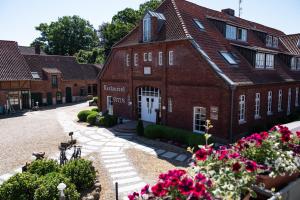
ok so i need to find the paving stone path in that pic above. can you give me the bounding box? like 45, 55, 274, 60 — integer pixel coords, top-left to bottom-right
0, 111, 190, 199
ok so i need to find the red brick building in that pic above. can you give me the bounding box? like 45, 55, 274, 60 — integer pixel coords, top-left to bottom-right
99, 0, 300, 142
0, 40, 101, 113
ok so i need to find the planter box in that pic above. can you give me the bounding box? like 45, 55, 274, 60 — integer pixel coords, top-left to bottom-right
257, 173, 299, 190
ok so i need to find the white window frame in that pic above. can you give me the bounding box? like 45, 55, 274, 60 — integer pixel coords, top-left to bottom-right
266, 35, 273, 47
158, 51, 163, 66
255, 93, 261, 119
237, 28, 247, 42
144, 53, 148, 62
168, 98, 173, 113
256, 53, 265, 69
193, 107, 206, 134
239, 95, 246, 124
148, 52, 152, 62
107, 96, 113, 115
126, 54, 130, 67
273, 37, 279, 48
267, 91, 273, 115
143, 14, 151, 42
291, 57, 297, 70
296, 87, 299, 107
134, 53, 138, 67
226, 24, 237, 40
169, 51, 174, 66
220, 52, 238, 65
287, 88, 291, 115
278, 89, 283, 112
266, 54, 274, 69
194, 19, 205, 30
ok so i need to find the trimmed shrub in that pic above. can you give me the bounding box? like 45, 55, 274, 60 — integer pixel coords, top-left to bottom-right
61, 159, 96, 191
34, 172, 79, 200
91, 108, 99, 112
97, 115, 118, 127
92, 97, 98, 104
0, 172, 39, 200
144, 125, 209, 147
87, 111, 98, 125
27, 159, 60, 176
136, 120, 144, 136
77, 110, 93, 122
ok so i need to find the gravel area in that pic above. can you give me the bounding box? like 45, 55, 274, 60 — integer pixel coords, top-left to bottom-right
0, 102, 91, 174
125, 148, 187, 186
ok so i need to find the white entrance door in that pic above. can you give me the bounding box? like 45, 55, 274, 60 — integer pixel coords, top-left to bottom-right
141, 96, 159, 123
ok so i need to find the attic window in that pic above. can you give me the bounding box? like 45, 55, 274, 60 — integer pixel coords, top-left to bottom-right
31, 72, 40, 79
220, 52, 238, 65
143, 14, 151, 42
193, 19, 205, 30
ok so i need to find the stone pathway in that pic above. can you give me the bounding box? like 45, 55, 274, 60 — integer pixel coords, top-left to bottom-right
0, 111, 190, 199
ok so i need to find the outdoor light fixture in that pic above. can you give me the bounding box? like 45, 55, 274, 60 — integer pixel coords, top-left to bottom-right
57, 182, 66, 200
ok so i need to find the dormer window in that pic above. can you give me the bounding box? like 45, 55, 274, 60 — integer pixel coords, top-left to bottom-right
220, 52, 238, 65
225, 24, 247, 42
143, 14, 151, 42
291, 57, 300, 70
255, 52, 274, 69
266, 35, 278, 48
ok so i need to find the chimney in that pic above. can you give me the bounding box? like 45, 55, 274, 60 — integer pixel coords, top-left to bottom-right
222, 8, 235, 17
35, 43, 41, 54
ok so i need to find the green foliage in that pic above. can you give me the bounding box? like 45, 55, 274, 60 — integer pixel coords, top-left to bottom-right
77, 110, 93, 122
34, 172, 79, 200
87, 111, 99, 125
92, 97, 98, 103
99, 0, 162, 56
91, 108, 99, 112
0, 172, 39, 200
75, 48, 105, 64
32, 15, 99, 56
28, 159, 60, 176
97, 114, 118, 127
61, 159, 96, 191
136, 120, 144, 136
144, 125, 209, 147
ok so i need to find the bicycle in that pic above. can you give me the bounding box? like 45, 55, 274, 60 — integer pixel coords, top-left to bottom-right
70, 145, 82, 160
59, 145, 68, 165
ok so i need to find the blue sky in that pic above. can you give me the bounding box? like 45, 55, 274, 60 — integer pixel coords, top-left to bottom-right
0, 0, 299, 46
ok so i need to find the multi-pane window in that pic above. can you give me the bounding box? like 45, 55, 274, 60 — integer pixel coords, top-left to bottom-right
237, 28, 247, 41
296, 88, 299, 107
266, 35, 279, 48
278, 89, 283, 112
287, 88, 292, 115
143, 15, 151, 42
168, 98, 173, 113
158, 51, 163, 66
169, 51, 174, 66
255, 53, 265, 69
107, 96, 113, 115
273, 37, 279, 48
144, 53, 148, 61
148, 52, 152, 62
126, 54, 130, 67
193, 107, 206, 133
220, 52, 238, 65
291, 57, 297, 70
239, 95, 246, 123
51, 75, 58, 88
266, 54, 274, 69
255, 93, 261, 119
226, 25, 237, 40
267, 91, 272, 115
134, 53, 138, 66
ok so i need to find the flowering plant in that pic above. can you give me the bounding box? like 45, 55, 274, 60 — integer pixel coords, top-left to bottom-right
236, 126, 300, 177
128, 169, 214, 200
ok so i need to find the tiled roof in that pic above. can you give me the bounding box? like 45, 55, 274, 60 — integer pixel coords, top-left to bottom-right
114, 0, 300, 85
0, 40, 33, 81
19, 46, 46, 55
281, 34, 300, 55
23, 55, 101, 81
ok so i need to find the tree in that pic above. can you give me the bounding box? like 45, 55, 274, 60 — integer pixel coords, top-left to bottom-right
32, 15, 99, 56
75, 48, 105, 64
99, 0, 162, 56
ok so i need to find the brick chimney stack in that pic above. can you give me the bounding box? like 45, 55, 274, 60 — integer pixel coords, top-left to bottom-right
222, 8, 235, 17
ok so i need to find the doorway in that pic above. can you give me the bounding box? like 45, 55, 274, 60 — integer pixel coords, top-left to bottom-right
66, 87, 72, 103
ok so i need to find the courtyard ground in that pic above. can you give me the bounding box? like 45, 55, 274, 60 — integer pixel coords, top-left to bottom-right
0, 102, 190, 199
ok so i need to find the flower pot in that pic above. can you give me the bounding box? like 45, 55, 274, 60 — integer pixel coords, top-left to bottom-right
256, 172, 299, 190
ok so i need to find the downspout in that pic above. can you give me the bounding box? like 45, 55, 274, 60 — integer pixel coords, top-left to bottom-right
229, 85, 236, 143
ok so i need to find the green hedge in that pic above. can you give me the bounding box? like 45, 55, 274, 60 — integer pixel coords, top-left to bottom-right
91, 108, 99, 112
97, 114, 118, 127
87, 111, 98, 125
27, 159, 60, 176
144, 125, 209, 147
77, 110, 93, 122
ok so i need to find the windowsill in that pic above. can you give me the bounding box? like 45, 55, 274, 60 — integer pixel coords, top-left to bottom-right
239, 120, 246, 125
255, 115, 261, 120
255, 67, 275, 70
267, 112, 273, 116
193, 130, 205, 134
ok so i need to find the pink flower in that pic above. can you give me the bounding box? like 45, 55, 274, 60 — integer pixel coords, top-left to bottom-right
245, 160, 257, 172
128, 192, 139, 200
195, 148, 208, 161
141, 184, 149, 195
232, 162, 241, 172
151, 182, 167, 197
195, 173, 206, 182
178, 177, 194, 195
